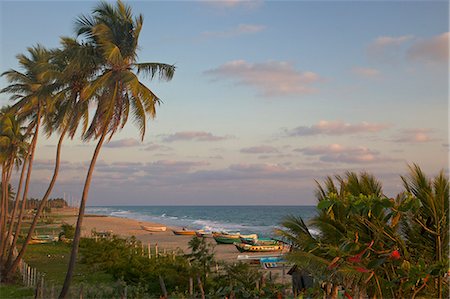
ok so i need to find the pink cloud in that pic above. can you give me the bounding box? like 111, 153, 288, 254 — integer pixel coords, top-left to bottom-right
162, 131, 233, 142
295, 144, 397, 164
367, 35, 414, 62
240, 145, 279, 154
393, 128, 436, 143
204, 0, 262, 9
407, 32, 449, 64
287, 120, 389, 136
143, 143, 174, 152
205, 60, 320, 97
104, 138, 141, 148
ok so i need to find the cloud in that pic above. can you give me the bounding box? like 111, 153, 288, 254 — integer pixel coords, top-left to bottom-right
204, 0, 262, 9
392, 128, 436, 143
202, 24, 266, 38
240, 145, 279, 154
162, 131, 232, 142
142, 143, 174, 152
143, 160, 210, 175
295, 144, 397, 164
104, 138, 141, 148
205, 60, 320, 97
351, 67, 381, 78
367, 35, 414, 62
407, 32, 449, 64
286, 120, 389, 136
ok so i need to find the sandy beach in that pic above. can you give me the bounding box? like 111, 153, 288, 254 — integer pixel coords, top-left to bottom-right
57, 208, 282, 263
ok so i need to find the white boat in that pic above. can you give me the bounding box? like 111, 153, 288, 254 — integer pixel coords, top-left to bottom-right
140, 225, 167, 232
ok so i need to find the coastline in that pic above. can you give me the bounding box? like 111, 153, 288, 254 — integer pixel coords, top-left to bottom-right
57, 208, 265, 262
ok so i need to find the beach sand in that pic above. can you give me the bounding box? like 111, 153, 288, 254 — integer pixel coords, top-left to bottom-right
57, 210, 283, 263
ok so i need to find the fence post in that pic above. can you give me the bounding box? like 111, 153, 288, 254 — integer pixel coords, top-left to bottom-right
148, 243, 151, 259
155, 243, 158, 257
79, 284, 84, 299
27, 266, 31, 287
39, 275, 44, 299
189, 277, 193, 297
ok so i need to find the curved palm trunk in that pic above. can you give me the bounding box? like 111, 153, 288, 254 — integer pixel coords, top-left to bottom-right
6, 130, 66, 279
0, 166, 8, 258
59, 131, 106, 299
4, 112, 40, 279
0, 157, 15, 262
2, 156, 28, 260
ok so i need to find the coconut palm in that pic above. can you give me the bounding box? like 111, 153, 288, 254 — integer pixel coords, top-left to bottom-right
0, 45, 56, 279
59, 1, 175, 297
6, 39, 101, 280
0, 109, 29, 263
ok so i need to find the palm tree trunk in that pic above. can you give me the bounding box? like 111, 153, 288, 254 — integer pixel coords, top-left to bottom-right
0, 156, 14, 262
7, 130, 66, 279
59, 131, 107, 299
0, 166, 7, 258
2, 155, 28, 260
4, 112, 40, 280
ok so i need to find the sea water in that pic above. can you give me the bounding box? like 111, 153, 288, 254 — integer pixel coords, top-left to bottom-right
86, 205, 317, 238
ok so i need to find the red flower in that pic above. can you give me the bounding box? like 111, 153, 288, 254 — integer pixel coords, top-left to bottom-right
355, 267, 370, 273
390, 250, 401, 260
347, 254, 362, 263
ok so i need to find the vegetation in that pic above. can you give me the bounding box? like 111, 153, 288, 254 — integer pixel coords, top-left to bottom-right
279, 165, 449, 298
0, 1, 174, 297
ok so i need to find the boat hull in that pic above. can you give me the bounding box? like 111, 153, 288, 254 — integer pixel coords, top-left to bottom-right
234, 243, 284, 253
140, 225, 167, 232
172, 230, 196, 236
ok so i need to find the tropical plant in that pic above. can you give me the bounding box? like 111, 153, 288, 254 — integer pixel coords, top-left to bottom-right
0, 45, 58, 281
279, 167, 449, 298
400, 164, 449, 298
0, 107, 29, 270
59, 1, 175, 297
186, 236, 216, 284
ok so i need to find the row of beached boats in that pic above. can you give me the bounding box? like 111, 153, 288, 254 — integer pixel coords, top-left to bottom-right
139, 225, 288, 253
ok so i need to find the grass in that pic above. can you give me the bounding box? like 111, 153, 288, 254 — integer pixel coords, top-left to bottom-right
22, 242, 114, 287
0, 285, 34, 299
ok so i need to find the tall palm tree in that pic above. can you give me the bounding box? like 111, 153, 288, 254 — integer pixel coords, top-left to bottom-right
0, 45, 55, 280
0, 109, 29, 263
6, 38, 101, 281
59, 1, 175, 297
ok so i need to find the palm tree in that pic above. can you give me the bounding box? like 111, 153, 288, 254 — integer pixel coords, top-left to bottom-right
0, 45, 55, 279
0, 109, 29, 264
6, 38, 102, 281
401, 164, 449, 299
59, 1, 175, 297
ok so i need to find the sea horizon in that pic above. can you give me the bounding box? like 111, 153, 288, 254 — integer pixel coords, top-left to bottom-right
86, 205, 318, 238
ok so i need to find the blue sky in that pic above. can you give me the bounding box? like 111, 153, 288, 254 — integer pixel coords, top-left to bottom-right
1, 0, 448, 205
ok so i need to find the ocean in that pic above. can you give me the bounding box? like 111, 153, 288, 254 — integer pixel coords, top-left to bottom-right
86, 205, 317, 238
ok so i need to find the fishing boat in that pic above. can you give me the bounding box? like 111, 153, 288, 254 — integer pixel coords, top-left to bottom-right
172, 228, 197, 236
234, 242, 284, 253
195, 230, 213, 238
213, 232, 258, 244
240, 237, 280, 246
259, 256, 287, 269
30, 235, 57, 244
140, 225, 167, 232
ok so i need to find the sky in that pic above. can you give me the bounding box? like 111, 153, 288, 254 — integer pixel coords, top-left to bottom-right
0, 0, 448, 206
